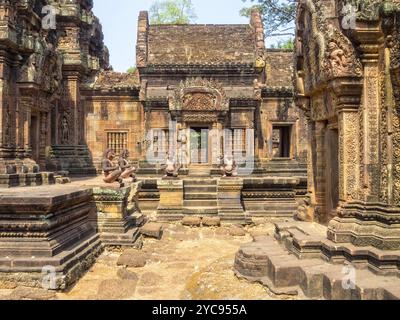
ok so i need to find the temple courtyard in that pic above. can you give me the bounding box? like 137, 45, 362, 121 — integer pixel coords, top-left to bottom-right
0, 215, 297, 300
2, 0, 400, 301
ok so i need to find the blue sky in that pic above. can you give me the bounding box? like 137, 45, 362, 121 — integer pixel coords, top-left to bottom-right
92, 0, 284, 72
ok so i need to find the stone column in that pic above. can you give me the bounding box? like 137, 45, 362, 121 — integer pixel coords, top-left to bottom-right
64, 71, 81, 146
157, 178, 184, 221
217, 177, 247, 224
357, 30, 384, 202
314, 120, 327, 222
330, 79, 363, 204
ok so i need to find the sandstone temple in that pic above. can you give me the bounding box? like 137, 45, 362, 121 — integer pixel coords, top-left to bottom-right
0, 0, 400, 300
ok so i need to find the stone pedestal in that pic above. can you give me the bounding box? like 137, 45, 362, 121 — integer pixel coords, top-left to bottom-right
157, 178, 184, 222
328, 202, 400, 251
0, 187, 102, 290
217, 178, 248, 224
91, 182, 143, 248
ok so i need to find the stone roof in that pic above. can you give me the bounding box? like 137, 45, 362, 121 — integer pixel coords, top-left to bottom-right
90, 71, 140, 90
147, 24, 256, 65
265, 49, 294, 87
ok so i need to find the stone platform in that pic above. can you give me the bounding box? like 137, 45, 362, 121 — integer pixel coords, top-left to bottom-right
0, 185, 103, 290
234, 221, 400, 300
143, 175, 306, 223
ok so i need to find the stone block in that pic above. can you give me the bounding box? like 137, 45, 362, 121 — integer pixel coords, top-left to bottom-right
117, 249, 148, 268
117, 269, 139, 281
182, 216, 202, 227
140, 222, 163, 239
202, 217, 221, 227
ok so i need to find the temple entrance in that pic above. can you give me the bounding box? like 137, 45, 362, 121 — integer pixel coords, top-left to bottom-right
190, 127, 209, 165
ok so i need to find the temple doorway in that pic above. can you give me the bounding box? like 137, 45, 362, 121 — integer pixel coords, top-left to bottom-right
190, 127, 209, 165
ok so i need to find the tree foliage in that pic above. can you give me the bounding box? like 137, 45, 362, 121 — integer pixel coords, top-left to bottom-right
270, 38, 294, 50
127, 66, 137, 74
149, 0, 197, 24
240, 0, 297, 37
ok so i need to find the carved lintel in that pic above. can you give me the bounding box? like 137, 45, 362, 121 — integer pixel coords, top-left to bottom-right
328, 77, 363, 112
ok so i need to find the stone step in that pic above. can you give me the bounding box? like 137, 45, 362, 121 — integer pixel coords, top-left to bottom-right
184, 186, 217, 193
184, 192, 218, 200
183, 207, 218, 215
184, 179, 217, 186
184, 199, 218, 207
234, 234, 400, 300
274, 221, 400, 276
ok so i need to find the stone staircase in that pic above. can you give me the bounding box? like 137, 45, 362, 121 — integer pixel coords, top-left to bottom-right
234, 221, 400, 300
183, 179, 218, 216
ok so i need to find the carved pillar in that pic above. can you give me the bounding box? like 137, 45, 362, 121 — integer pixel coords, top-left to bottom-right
356, 28, 384, 202
331, 79, 362, 203
314, 120, 327, 221
64, 71, 81, 146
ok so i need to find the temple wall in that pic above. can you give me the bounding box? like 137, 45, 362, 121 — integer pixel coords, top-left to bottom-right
84, 96, 144, 169
258, 97, 307, 162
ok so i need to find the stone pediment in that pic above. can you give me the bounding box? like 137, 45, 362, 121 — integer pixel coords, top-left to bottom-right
169, 78, 229, 113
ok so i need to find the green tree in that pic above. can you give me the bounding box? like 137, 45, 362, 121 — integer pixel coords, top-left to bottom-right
240, 0, 296, 37
127, 66, 137, 74
272, 38, 294, 50
149, 0, 197, 24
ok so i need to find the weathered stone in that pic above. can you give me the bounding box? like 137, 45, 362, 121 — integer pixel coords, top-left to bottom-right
228, 225, 246, 237
97, 279, 137, 300
138, 272, 164, 287
117, 250, 148, 268
182, 216, 202, 227
7, 287, 57, 301
202, 217, 221, 227
117, 269, 139, 281
140, 222, 163, 239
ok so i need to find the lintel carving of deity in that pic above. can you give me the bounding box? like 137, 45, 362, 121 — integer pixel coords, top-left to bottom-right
169, 77, 229, 114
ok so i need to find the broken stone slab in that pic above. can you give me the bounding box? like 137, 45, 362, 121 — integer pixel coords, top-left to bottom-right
182, 216, 202, 227
140, 222, 163, 239
202, 217, 221, 227
117, 249, 148, 268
